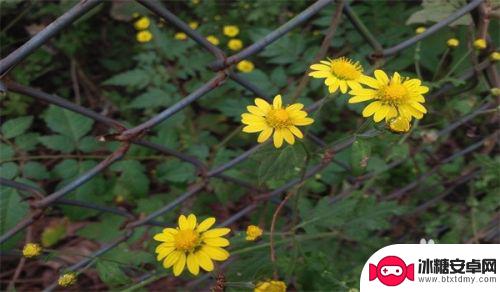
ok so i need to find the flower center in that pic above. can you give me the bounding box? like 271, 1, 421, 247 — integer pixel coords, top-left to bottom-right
174, 230, 199, 251
330, 59, 362, 80
266, 109, 291, 128
381, 83, 407, 102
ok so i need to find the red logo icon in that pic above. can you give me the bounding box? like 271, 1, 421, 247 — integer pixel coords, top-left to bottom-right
369, 256, 414, 286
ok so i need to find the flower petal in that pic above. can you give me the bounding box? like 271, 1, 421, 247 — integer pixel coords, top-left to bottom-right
359, 75, 380, 89
288, 126, 303, 138
273, 95, 282, 109
173, 252, 186, 276
410, 102, 427, 113
163, 251, 181, 269
156, 246, 175, 261
362, 101, 382, 117
286, 103, 304, 112
154, 232, 174, 242
178, 215, 188, 230
202, 246, 230, 261
309, 71, 332, 78
202, 228, 231, 238
310, 64, 330, 71
247, 105, 266, 116
197, 217, 216, 232
187, 253, 199, 276
293, 117, 314, 126
186, 214, 197, 230
203, 237, 230, 247
243, 124, 268, 133
374, 70, 389, 85
280, 128, 295, 145
241, 113, 265, 123
255, 98, 271, 111
196, 250, 214, 272
257, 127, 273, 143
339, 80, 348, 93
374, 105, 390, 122
273, 129, 284, 148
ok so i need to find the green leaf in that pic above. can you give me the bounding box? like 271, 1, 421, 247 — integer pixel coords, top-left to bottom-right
96, 261, 130, 287
127, 88, 174, 109
23, 161, 49, 180
103, 68, 150, 88
0, 162, 18, 179
406, 0, 471, 26
110, 161, 150, 197
41, 221, 67, 247
39, 135, 75, 153
15, 133, 40, 151
257, 144, 306, 184
43, 106, 94, 141
1, 116, 33, 139
77, 214, 125, 241
0, 143, 14, 160
156, 160, 196, 183
0, 188, 28, 250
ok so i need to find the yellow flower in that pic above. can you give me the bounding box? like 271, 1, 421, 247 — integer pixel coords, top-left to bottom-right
241, 95, 314, 148
223, 25, 239, 37
191, 0, 200, 4
388, 116, 411, 133
175, 32, 188, 41
446, 38, 459, 48
58, 273, 77, 287
491, 88, 500, 97
348, 70, 429, 124
237, 60, 254, 73
228, 39, 243, 51
134, 16, 150, 30
22, 243, 42, 258
473, 38, 487, 50
154, 214, 230, 276
206, 35, 220, 45
189, 21, 199, 30
254, 280, 287, 292
415, 27, 426, 34
245, 225, 263, 241
489, 52, 500, 62
136, 30, 153, 43
309, 57, 370, 94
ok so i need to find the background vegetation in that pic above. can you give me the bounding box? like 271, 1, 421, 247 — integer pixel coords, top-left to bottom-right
0, 0, 498, 291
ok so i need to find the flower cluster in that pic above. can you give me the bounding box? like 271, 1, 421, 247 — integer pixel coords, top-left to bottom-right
246, 225, 263, 241
154, 214, 230, 276
133, 16, 153, 43
254, 280, 287, 292
22, 242, 42, 258
58, 273, 77, 287
309, 57, 428, 133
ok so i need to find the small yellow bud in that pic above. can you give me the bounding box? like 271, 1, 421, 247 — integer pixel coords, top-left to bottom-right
174, 32, 187, 41
245, 225, 263, 241
491, 88, 500, 97
228, 39, 243, 51
236, 60, 254, 73
115, 195, 125, 204
191, 0, 200, 4
206, 35, 220, 46
189, 21, 199, 30
254, 280, 287, 292
223, 25, 239, 37
22, 243, 42, 258
388, 116, 411, 133
315, 174, 322, 180
446, 38, 459, 48
214, 15, 221, 21
132, 13, 139, 18
490, 52, 500, 62
473, 38, 487, 50
415, 27, 426, 34
133, 16, 150, 30
58, 273, 77, 287
136, 30, 153, 43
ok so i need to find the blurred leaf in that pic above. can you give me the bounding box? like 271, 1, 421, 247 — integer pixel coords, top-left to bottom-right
350, 139, 371, 175
43, 106, 94, 141
157, 160, 196, 183
257, 144, 306, 184
1, 116, 33, 139
96, 261, 130, 287
103, 68, 150, 88
23, 161, 49, 180
406, 0, 471, 26
39, 135, 75, 153
0, 188, 28, 250
41, 220, 67, 247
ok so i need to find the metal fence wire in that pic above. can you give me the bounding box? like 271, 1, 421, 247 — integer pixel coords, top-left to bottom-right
0, 0, 497, 290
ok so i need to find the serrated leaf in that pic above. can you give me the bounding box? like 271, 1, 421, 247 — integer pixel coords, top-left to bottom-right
0, 143, 14, 160
157, 160, 196, 183
1, 116, 33, 139
127, 88, 174, 109
23, 161, 49, 179
103, 68, 150, 88
43, 106, 93, 141
257, 145, 306, 184
0, 188, 28, 250
96, 261, 130, 287
39, 135, 75, 153
406, 0, 471, 26
350, 139, 371, 175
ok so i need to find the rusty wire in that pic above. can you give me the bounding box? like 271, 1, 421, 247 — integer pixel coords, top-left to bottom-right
0, 0, 497, 290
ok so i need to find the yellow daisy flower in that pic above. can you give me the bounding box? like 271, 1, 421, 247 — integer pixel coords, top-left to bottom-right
446, 38, 459, 48
58, 273, 77, 287
254, 280, 287, 292
473, 38, 487, 50
206, 35, 220, 46
175, 32, 188, 41
309, 57, 369, 94
415, 27, 426, 34
348, 70, 429, 124
388, 116, 411, 133
237, 60, 254, 73
22, 243, 42, 258
223, 25, 239, 37
245, 225, 263, 241
241, 95, 314, 148
134, 16, 150, 30
228, 39, 243, 51
136, 30, 153, 43
189, 21, 199, 30
489, 52, 499, 61
154, 214, 230, 276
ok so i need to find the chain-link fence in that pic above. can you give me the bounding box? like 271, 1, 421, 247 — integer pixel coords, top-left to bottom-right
0, 0, 497, 290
